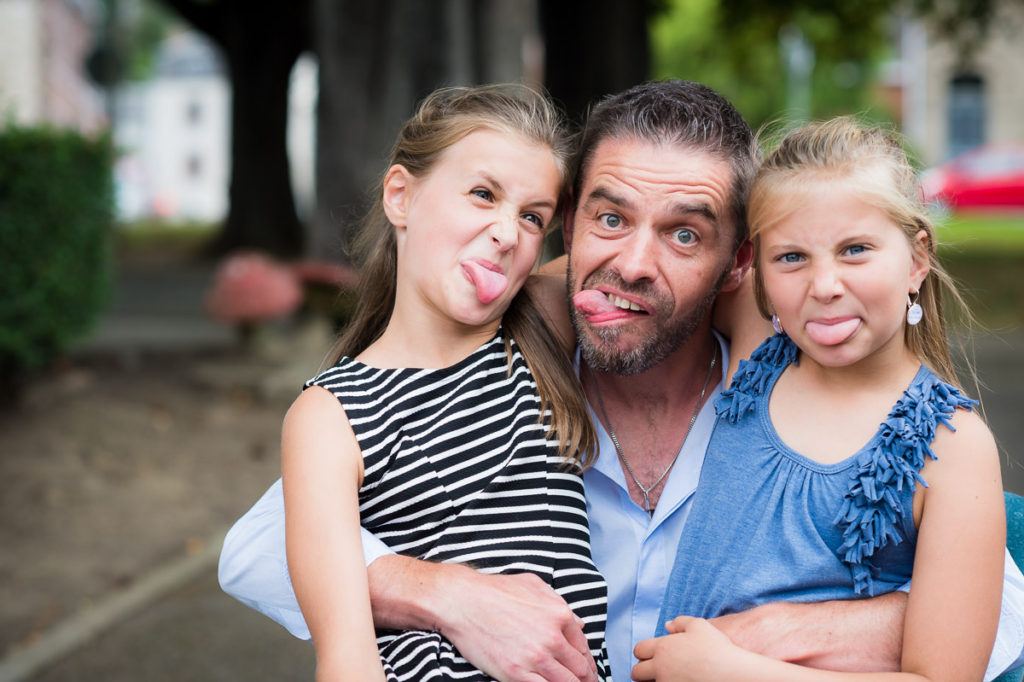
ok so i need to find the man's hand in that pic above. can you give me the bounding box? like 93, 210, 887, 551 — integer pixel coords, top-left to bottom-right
368, 555, 598, 682
708, 593, 907, 672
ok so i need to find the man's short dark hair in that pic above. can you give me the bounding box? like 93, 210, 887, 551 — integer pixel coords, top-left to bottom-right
572, 80, 760, 248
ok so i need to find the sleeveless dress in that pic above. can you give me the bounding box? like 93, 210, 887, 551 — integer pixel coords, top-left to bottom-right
657, 334, 976, 630
306, 328, 610, 682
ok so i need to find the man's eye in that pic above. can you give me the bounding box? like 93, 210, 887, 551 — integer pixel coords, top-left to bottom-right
599, 214, 622, 228
471, 188, 493, 201
673, 229, 696, 245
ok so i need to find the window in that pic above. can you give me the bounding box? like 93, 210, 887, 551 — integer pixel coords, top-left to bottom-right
186, 100, 203, 125
948, 74, 985, 158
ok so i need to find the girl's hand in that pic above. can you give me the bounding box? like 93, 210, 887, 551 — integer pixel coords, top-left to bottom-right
632, 616, 747, 681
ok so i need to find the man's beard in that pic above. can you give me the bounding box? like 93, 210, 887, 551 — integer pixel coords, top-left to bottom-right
568, 265, 728, 376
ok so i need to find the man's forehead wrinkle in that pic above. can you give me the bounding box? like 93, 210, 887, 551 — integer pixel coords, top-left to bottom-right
582, 185, 634, 212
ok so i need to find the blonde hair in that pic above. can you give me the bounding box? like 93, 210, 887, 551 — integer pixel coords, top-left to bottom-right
330, 84, 595, 465
748, 116, 970, 385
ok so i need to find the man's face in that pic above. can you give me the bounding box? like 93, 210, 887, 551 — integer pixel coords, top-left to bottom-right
567, 137, 742, 375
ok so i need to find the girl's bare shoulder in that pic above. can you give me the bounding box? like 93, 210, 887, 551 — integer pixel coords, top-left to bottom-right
927, 404, 1000, 479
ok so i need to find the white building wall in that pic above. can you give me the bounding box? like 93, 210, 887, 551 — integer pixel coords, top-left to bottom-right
902, 5, 1024, 166
287, 53, 317, 221
144, 74, 231, 221
0, 0, 44, 123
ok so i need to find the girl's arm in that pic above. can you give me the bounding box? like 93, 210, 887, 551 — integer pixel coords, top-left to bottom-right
900, 407, 1004, 679
633, 407, 1004, 682
712, 268, 773, 385
282, 387, 386, 682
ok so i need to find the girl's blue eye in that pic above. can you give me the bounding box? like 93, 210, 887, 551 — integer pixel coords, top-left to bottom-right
599, 214, 622, 228
780, 253, 802, 263
673, 229, 696, 245
522, 213, 544, 229
472, 188, 493, 201
845, 244, 866, 256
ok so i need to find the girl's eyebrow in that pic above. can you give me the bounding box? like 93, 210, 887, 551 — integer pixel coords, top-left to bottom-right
480, 171, 556, 211
478, 172, 505, 195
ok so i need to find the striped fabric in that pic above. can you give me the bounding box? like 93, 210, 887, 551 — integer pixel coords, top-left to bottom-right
306, 329, 610, 681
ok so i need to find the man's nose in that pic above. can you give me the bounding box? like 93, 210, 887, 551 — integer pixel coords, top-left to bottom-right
614, 228, 659, 283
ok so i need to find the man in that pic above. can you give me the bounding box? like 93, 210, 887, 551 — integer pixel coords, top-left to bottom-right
219, 80, 1024, 681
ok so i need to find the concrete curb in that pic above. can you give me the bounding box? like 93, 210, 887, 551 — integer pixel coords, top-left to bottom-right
0, 529, 228, 682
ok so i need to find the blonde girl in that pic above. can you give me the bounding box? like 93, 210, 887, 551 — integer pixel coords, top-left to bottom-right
635, 117, 1003, 681
283, 85, 609, 681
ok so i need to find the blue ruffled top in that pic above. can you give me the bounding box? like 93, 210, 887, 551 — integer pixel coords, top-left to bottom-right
656, 334, 976, 631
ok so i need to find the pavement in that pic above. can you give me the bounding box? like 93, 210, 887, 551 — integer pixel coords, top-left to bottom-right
0, 257, 317, 682
2, 254, 1022, 682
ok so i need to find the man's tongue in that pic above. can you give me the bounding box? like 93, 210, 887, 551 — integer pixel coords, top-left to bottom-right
573, 289, 620, 316
462, 261, 508, 304
805, 318, 860, 346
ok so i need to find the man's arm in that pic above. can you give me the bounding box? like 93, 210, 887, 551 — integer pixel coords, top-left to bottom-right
366, 555, 598, 681
709, 548, 1024, 680
218, 478, 598, 681
709, 592, 904, 672
218, 477, 392, 640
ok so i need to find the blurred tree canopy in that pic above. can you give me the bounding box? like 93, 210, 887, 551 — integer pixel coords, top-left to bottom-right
117, 0, 1018, 259
652, 0, 1024, 130
652, 0, 894, 129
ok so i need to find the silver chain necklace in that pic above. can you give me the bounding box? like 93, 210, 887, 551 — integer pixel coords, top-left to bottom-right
587, 343, 718, 516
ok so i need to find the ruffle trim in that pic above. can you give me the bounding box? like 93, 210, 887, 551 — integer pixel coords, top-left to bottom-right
714, 333, 977, 595
715, 333, 798, 423
835, 375, 976, 594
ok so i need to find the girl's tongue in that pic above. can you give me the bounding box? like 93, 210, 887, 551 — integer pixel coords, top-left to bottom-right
805, 318, 860, 346
462, 261, 508, 304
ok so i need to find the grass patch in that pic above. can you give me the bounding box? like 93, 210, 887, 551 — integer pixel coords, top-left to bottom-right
935, 212, 1024, 253
115, 219, 219, 262
935, 213, 1024, 331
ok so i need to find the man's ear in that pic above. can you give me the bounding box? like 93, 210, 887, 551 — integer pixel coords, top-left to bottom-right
720, 240, 755, 293
561, 201, 576, 254
382, 164, 413, 228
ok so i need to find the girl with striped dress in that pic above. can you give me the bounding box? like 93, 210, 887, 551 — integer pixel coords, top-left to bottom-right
282, 85, 609, 682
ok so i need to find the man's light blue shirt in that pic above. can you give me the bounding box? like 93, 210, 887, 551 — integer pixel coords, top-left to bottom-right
218, 332, 1024, 680
579, 334, 725, 680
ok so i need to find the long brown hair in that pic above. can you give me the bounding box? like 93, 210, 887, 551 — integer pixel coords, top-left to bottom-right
748, 116, 971, 385
329, 84, 595, 466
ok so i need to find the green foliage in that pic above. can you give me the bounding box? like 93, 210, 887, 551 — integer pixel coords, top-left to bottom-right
650, 0, 895, 130
0, 126, 115, 390
936, 214, 1024, 330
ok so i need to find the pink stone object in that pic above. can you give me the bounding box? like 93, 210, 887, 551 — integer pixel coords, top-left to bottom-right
205, 251, 304, 323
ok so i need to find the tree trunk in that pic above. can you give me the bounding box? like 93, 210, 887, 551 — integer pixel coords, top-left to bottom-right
157, 0, 311, 258
308, 0, 535, 262
539, 0, 654, 123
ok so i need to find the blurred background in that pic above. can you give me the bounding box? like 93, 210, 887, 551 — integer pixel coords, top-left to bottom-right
0, 0, 1022, 679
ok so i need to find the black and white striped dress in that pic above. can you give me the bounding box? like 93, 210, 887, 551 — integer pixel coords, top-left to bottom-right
306, 329, 610, 681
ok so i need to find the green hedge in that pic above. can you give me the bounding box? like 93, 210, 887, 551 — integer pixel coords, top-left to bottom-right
0, 126, 115, 393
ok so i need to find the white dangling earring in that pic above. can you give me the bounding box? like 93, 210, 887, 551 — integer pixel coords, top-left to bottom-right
771, 314, 784, 335
906, 292, 923, 326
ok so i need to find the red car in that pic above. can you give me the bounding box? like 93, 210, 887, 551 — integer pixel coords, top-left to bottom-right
920, 143, 1024, 211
